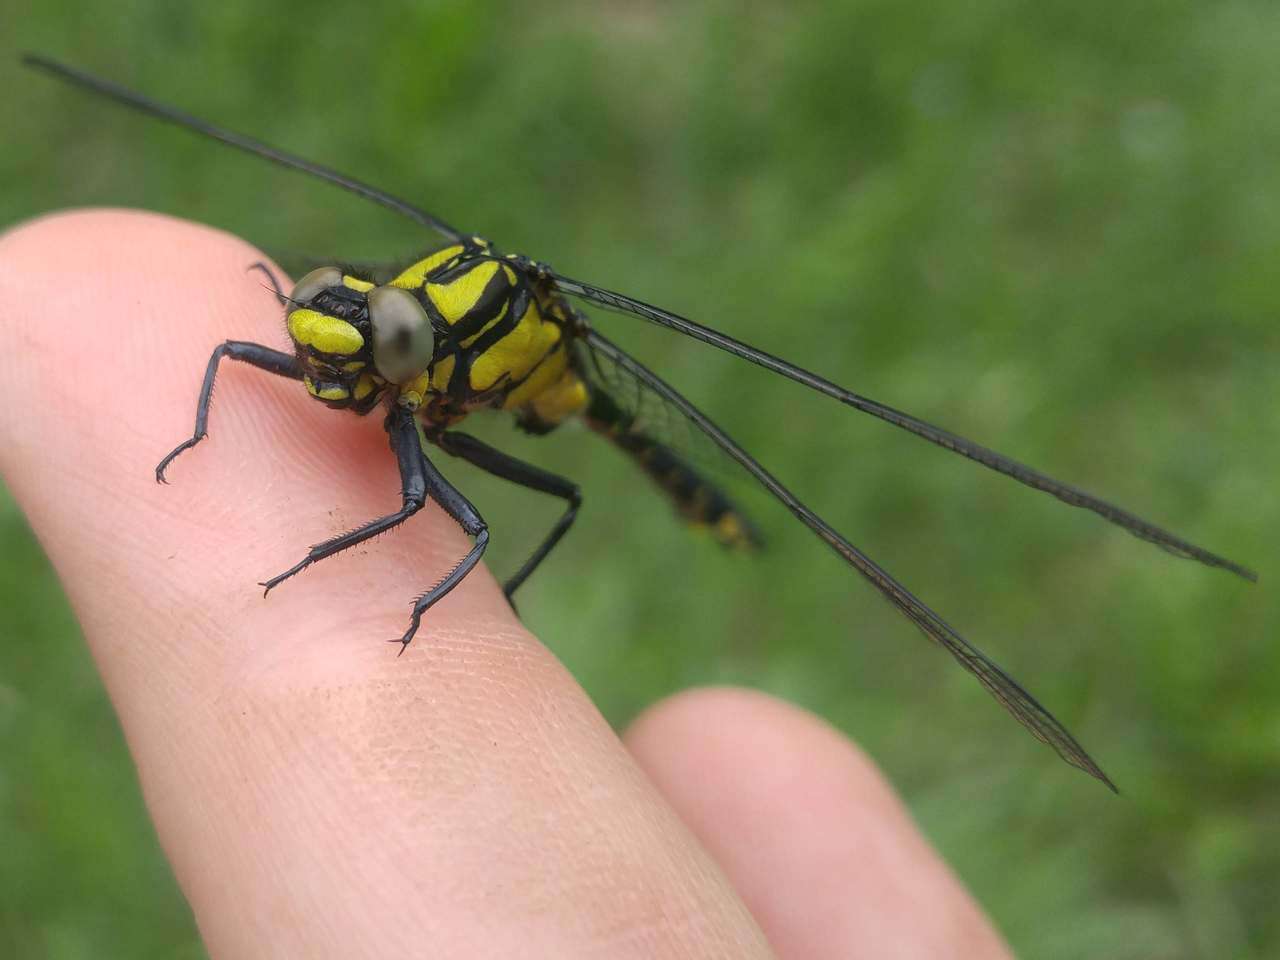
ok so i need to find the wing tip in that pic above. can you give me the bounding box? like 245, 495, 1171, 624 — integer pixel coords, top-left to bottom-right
1230, 561, 1259, 584
1080, 758, 1121, 795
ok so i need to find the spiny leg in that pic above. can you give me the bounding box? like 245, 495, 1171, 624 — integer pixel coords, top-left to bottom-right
247, 261, 287, 306
156, 341, 304, 482
397, 424, 490, 652
435, 430, 580, 604
259, 405, 428, 594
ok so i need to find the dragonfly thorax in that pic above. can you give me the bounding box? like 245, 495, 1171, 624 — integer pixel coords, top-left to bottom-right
282, 247, 590, 432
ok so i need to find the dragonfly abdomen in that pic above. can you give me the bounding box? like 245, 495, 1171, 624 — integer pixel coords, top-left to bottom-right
584, 389, 761, 550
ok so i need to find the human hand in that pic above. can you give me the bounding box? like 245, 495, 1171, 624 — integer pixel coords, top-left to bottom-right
0, 210, 1012, 958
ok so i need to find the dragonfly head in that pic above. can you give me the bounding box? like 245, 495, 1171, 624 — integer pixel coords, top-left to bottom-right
285, 266, 437, 412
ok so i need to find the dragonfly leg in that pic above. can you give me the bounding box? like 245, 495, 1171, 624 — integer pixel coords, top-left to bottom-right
156, 341, 303, 482
434, 430, 581, 606
397, 427, 490, 652
259, 405, 428, 594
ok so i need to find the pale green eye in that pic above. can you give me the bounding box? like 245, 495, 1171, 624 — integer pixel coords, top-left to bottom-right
369, 285, 435, 383
290, 266, 343, 305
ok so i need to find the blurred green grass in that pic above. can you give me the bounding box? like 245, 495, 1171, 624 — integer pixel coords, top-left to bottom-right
1, 1, 1276, 957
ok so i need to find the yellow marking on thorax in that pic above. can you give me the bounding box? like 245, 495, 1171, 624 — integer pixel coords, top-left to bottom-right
390, 245, 465, 291
342, 275, 374, 292
521, 370, 589, 424
470, 301, 562, 392
459, 300, 509, 349
288, 309, 364, 355
426, 260, 503, 324
428, 355, 456, 397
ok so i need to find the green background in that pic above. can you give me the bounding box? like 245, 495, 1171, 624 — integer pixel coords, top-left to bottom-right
2, 2, 1276, 956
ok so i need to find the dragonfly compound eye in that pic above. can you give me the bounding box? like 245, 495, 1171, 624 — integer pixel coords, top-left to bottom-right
369, 285, 435, 384
290, 266, 343, 305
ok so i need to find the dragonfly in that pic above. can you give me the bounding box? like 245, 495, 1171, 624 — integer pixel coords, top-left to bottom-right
22, 54, 1256, 792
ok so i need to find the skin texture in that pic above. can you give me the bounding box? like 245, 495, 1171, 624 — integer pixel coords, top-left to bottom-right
0, 210, 1013, 959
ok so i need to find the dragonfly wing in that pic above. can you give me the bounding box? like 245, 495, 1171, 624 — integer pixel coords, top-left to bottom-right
554, 273, 1255, 583
573, 337, 764, 549
580, 327, 1118, 790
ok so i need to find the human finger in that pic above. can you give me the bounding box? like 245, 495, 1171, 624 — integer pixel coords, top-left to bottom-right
626, 688, 1012, 960
0, 210, 774, 959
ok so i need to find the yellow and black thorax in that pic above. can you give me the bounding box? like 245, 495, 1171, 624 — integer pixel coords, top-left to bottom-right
284, 238, 589, 430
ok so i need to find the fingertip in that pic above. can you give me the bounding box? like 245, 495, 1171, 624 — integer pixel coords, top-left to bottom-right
626, 687, 1013, 959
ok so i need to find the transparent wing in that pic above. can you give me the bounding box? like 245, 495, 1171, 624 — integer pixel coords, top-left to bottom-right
581, 328, 1118, 791
23, 55, 466, 243
554, 274, 1256, 583
572, 333, 735, 480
